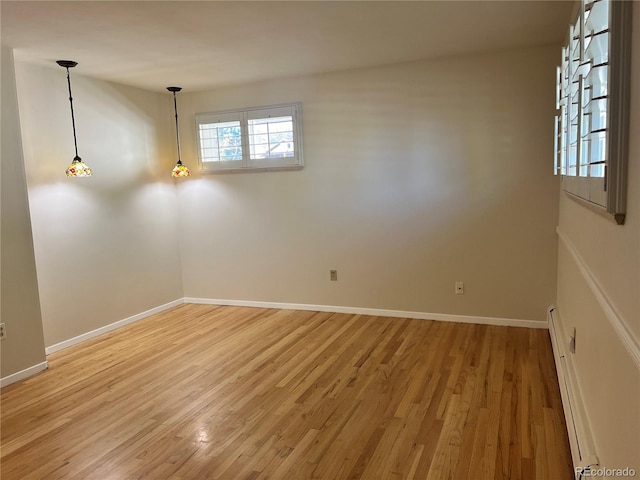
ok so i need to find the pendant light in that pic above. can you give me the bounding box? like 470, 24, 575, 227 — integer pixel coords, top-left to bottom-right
57, 60, 92, 177
167, 86, 190, 177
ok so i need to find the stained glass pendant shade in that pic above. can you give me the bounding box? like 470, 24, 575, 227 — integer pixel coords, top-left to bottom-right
57, 60, 92, 177
168, 86, 190, 177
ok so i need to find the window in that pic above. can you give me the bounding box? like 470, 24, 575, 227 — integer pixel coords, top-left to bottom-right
196, 103, 303, 173
554, 0, 632, 225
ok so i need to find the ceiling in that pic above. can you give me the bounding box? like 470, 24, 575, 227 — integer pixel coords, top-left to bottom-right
2, 1, 574, 93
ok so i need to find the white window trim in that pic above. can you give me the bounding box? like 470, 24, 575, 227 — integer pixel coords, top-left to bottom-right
195, 102, 304, 174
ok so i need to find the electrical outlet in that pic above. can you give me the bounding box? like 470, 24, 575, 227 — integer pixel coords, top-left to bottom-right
455, 282, 464, 295
0, 323, 6, 340
330, 270, 338, 281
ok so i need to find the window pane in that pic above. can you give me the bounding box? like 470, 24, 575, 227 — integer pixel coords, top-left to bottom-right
585, 31, 609, 65
590, 163, 605, 177
580, 138, 590, 173
248, 116, 294, 159
585, 0, 609, 35
586, 64, 607, 99
265, 118, 293, 133
585, 97, 607, 132
200, 137, 219, 150
249, 133, 268, 145
250, 123, 268, 135
199, 121, 242, 162
590, 131, 607, 165
270, 131, 293, 144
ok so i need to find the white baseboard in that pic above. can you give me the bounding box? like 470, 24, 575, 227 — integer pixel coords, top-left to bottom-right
45, 298, 184, 355
548, 306, 599, 478
184, 297, 547, 329
42, 295, 547, 359
0, 361, 49, 388
3, 298, 543, 387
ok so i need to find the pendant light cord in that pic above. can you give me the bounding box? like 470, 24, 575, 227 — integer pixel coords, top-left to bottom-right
65, 67, 80, 159
172, 91, 182, 164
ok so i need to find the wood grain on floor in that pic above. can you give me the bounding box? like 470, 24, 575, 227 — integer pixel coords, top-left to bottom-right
0, 304, 574, 479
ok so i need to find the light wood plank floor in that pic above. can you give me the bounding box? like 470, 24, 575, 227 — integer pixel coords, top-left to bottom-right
1, 304, 573, 479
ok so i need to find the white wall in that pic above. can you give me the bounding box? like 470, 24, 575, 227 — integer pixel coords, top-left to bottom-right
176, 46, 560, 323
555, 5, 640, 474
8, 44, 562, 366
1, 46, 47, 378
14, 60, 184, 348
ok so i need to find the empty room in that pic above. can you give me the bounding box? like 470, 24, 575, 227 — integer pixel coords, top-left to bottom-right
1, 1, 638, 479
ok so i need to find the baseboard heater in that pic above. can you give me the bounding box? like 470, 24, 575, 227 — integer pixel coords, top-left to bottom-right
548, 307, 599, 479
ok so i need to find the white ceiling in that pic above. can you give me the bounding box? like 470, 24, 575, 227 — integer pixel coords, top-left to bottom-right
2, 1, 574, 93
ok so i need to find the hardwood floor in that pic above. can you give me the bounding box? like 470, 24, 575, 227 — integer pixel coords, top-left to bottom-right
1, 304, 573, 479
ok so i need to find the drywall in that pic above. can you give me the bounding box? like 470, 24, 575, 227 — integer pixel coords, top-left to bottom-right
1, 45, 47, 378
14, 60, 184, 348
176, 46, 560, 323
556, 237, 640, 473
555, 4, 640, 472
